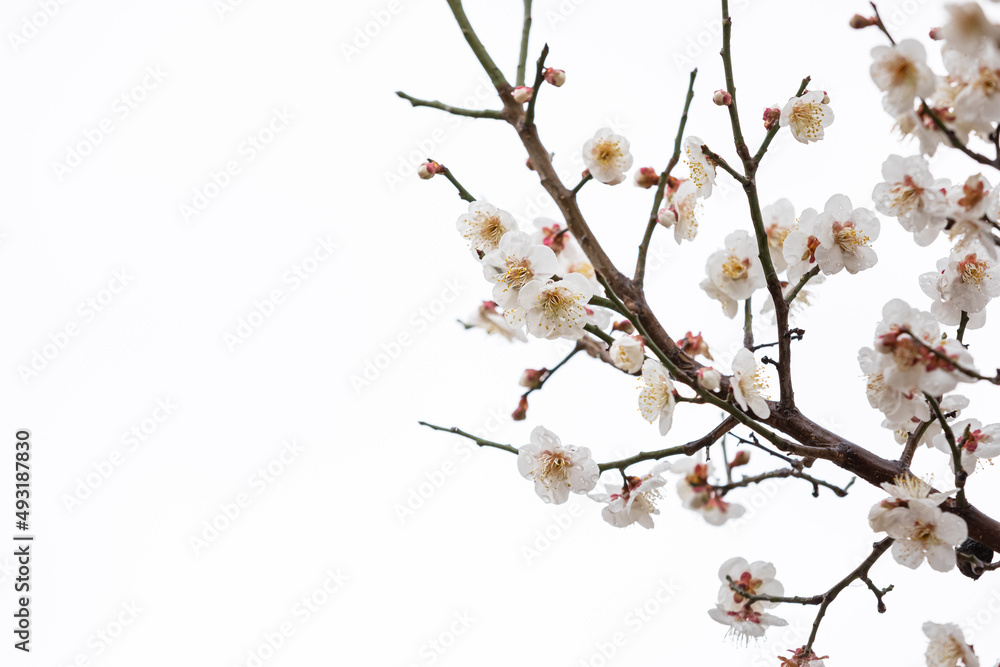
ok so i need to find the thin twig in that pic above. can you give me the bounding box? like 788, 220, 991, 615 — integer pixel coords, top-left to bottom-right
515, 0, 532, 87
395, 91, 504, 119
418, 422, 519, 454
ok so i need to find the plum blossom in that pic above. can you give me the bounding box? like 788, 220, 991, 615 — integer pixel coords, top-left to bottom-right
810, 194, 880, 275
456, 201, 519, 256
732, 348, 771, 419
481, 231, 559, 312
939, 2, 998, 55
947, 174, 998, 254
516, 273, 594, 340
659, 178, 701, 243
708, 557, 786, 641
590, 462, 671, 528
762, 198, 796, 273
707, 231, 766, 301
870, 39, 937, 117
700, 277, 739, 319
638, 359, 677, 435
673, 454, 746, 525
923, 621, 980, 667
698, 367, 722, 392
872, 154, 950, 246
517, 426, 599, 504
610, 335, 645, 374
868, 474, 955, 534
859, 346, 931, 426
947, 45, 1000, 128
582, 127, 633, 185
885, 500, 967, 571
465, 301, 527, 342
779, 648, 828, 666
684, 136, 717, 198
932, 418, 1000, 474
920, 246, 999, 328
780, 90, 834, 143
782, 212, 822, 283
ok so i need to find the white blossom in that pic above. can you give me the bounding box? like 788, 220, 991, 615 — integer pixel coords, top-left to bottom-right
762, 198, 796, 273
684, 136, 717, 198
673, 454, 746, 526
590, 462, 671, 529
465, 301, 527, 342
920, 247, 998, 329
661, 178, 701, 243
782, 212, 822, 283
707, 230, 766, 301
610, 335, 645, 374
731, 348, 770, 419
872, 154, 950, 246
517, 426, 599, 504
481, 231, 558, 312
870, 39, 937, 117
932, 418, 1000, 474
638, 359, 677, 436
708, 559, 787, 643
780, 90, 834, 144
923, 621, 980, 667
812, 194, 880, 275
516, 273, 594, 340
582, 127, 633, 185
456, 201, 518, 256
885, 501, 967, 572
701, 277, 739, 319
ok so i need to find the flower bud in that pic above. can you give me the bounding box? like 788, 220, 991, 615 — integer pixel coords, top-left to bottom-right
512, 86, 534, 104
849, 14, 876, 29
512, 396, 529, 421
417, 160, 443, 180
697, 367, 722, 392
729, 450, 751, 469
677, 331, 713, 360
762, 106, 781, 130
612, 320, 634, 334
657, 206, 678, 228
519, 368, 547, 390
543, 67, 566, 87
712, 89, 732, 106
634, 167, 660, 189
929, 26, 942, 40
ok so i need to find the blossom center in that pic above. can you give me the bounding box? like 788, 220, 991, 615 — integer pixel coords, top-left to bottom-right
594, 140, 623, 168
891, 175, 924, 213
832, 221, 869, 253
502, 255, 534, 289
789, 101, 824, 139
721, 255, 750, 280
974, 66, 1000, 98
537, 450, 570, 483
958, 253, 989, 286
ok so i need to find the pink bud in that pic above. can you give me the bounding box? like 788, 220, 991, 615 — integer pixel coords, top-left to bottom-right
512, 395, 529, 421
929, 26, 942, 40
849, 14, 876, 29
519, 368, 547, 390
418, 160, 443, 180
677, 331, 713, 360
612, 320, 634, 334
512, 86, 534, 104
543, 67, 566, 87
763, 106, 781, 131
581, 168, 591, 179
634, 167, 660, 189
729, 450, 751, 469
712, 89, 732, 106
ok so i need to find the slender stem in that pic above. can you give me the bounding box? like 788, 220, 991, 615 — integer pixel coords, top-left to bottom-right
901, 328, 1000, 385
869, 3, 897, 45
584, 323, 615, 345
634, 68, 698, 287
920, 100, 997, 168
571, 173, 593, 195
925, 393, 968, 508
958, 311, 970, 344
418, 421, 519, 454
721, 436, 733, 484
521, 345, 580, 401
743, 297, 753, 349
446, 0, 509, 90
442, 168, 475, 202
395, 91, 504, 119
589, 295, 629, 317
752, 77, 810, 163
715, 467, 854, 497
599, 418, 737, 471
516, 0, 533, 87
785, 266, 820, 304
899, 419, 932, 468
700, 145, 748, 185
525, 44, 548, 126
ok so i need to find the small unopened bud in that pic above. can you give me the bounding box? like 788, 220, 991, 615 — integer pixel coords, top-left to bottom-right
849, 14, 877, 29
612, 320, 634, 334
712, 89, 732, 106
543, 67, 566, 87
634, 167, 660, 189
677, 331, 713, 360
657, 206, 678, 228
729, 450, 751, 469
512, 395, 529, 421
418, 160, 444, 180
763, 106, 781, 130
581, 168, 591, 179
929, 26, 942, 40
526, 156, 535, 171
519, 368, 547, 390
697, 367, 722, 392
512, 86, 534, 104
820, 91, 830, 104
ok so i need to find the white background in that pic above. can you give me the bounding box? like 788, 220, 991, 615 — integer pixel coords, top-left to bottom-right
4, 0, 1000, 665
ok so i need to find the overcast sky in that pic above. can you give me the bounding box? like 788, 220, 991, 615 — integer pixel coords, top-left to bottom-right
4, 0, 1000, 665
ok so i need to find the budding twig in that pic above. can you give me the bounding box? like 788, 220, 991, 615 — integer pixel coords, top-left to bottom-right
524, 44, 548, 126
394, 91, 504, 119
418, 422, 519, 454
441, 168, 476, 202
515, 0, 532, 87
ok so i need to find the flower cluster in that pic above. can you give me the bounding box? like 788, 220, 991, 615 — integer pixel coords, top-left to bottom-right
707, 557, 787, 642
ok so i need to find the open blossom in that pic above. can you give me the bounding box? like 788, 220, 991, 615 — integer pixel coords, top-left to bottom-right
660, 178, 701, 243
762, 198, 796, 273
516, 273, 594, 340
532, 217, 570, 254
638, 359, 677, 435
590, 462, 671, 529
466, 301, 527, 342
610, 335, 645, 374
872, 154, 950, 246
858, 346, 930, 426
481, 231, 559, 312
868, 474, 955, 534
582, 127, 633, 185
870, 39, 937, 117
456, 201, 519, 255
920, 247, 999, 329
947, 45, 1000, 128
932, 418, 1000, 474
779, 648, 828, 666
673, 454, 745, 525
924, 621, 980, 667
782, 213, 822, 283
731, 348, 770, 419
811, 194, 880, 275
684, 136, 717, 198
517, 426, 599, 504
873, 299, 975, 396
707, 231, 766, 301
939, 1, 998, 55
886, 500, 967, 571
700, 277, 739, 319
780, 90, 834, 143
708, 559, 786, 642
